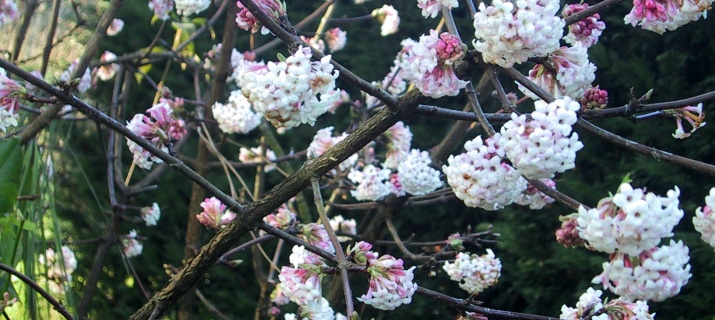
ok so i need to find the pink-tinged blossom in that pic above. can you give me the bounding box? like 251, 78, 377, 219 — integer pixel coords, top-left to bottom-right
405, 30, 468, 98
59, 60, 92, 94
519, 45, 597, 100
473, 0, 564, 68
669, 103, 706, 139
204, 44, 259, 83
126, 102, 186, 170
270, 284, 290, 306
576, 183, 683, 255
372, 5, 400, 36
307, 126, 358, 171
263, 203, 297, 230
39, 246, 78, 284
383, 121, 413, 169
443, 134, 527, 210
96, 51, 119, 81
389, 173, 405, 197
0, 73, 24, 133
236, 0, 284, 34
149, 0, 174, 21
197, 197, 237, 229
298, 297, 335, 320
442, 250, 501, 295
141, 202, 161, 226
301, 223, 335, 254
365, 65, 409, 108
348, 165, 394, 201
107, 19, 124, 36
515, 179, 556, 209
417, 0, 459, 18
239, 146, 277, 172
0, 0, 18, 27
694, 187, 715, 249
122, 230, 144, 258
213, 90, 262, 134
279, 245, 325, 306
236, 46, 340, 128
501, 97, 584, 179
347, 241, 378, 266
324, 28, 347, 52
560, 287, 655, 319
581, 86, 609, 109
301, 35, 326, 53
329, 215, 357, 242
358, 253, 418, 310
174, 0, 210, 16
594, 240, 691, 302
624, 0, 713, 33
556, 215, 585, 248
562, 4, 606, 48
397, 149, 442, 196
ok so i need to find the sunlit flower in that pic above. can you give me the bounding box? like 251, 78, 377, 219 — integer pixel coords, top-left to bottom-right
96, 51, 119, 81
107, 19, 124, 36
212, 89, 262, 134
372, 5, 400, 36
324, 28, 347, 52
196, 197, 237, 229
148, 0, 174, 21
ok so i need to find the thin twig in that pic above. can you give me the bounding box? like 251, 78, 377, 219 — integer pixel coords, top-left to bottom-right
0, 262, 74, 320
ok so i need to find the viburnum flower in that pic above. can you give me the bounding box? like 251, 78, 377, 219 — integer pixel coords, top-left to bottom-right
122, 230, 144, 258
577, 182, 683, 255
174, 0, 209, 16
473, 0, 564, 68
279, 245, 325, 306
365, 65, 409, 108
107, 19, 124, 36
263, 203, 297, 230
442, 250, 501, 295
347, 241, 378, 266
562, 4, 606, 48
581, 86, 609, 110
39, 246, 78, 284
443, 134, 528, 210
203, 44, 259, 83
372, 5, 400, 36
417, 0, 459, 18
298, 297, 335, 320
500, 97, 584, 179
594, 240, 691, 302
397, 149, 442, 196
236, 0, 285, 34
348, 165, 394, 201
212, 90, 262, 134
307, 126, 358, 171
301, 223, 335, 254
694, 187, 715, 249
141, 202, 161, 226
0, 0, 18, 27
556, 214, 585, 248
60, 59, 92, 94
358, 253, 418, 310
126, 101, 186, 170
236, 46, 340, 128
669, 103, 706, 139
515, 179, 556, 209
149, 0, 174, 20
383, 121, 413, 169
96, 51, 119, 81
518, 45, 597, 100
324, 28, 347, 52
624, 0, 713, 34
239, 146, 277, 172
560, 287, 655, 319
196, 197, 237, 229
270, 284, 291, 306
406, 30, 468, 98
301, 35, 326, 53
329, 215, 357, 242
0, 73, 25, 133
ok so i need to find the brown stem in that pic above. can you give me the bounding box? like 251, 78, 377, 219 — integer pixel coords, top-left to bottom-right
0, 262, 75, 320
40, 0, 62, 75
11, 0, 39, 62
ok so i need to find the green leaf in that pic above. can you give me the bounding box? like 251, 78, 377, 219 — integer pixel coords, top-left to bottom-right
277, 53, 287, 62
0, 139, 22, 214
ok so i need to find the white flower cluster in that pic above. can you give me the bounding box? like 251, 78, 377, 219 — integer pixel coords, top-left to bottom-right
442, 250, 501, 295
174, 0, 210, 16
417, 0, 459, 18
397, 149, 442, 196
212, 90, 262, 134
560, 288, 655, 320
357, 254, 418, 310
348, 165, 394, 201
372, 5, 400, 36
594, 240, 691, 302
0, 108, 17, 133
329, 215, 357, 242
693, 187, 715, 249
239, 146, 277, 172
122, 230, 144, 258
297, 297, 336, 320
383, 122, 413, 169
443, 135, 527, 210
519, 45, 597, 100
500, 97, 584, 179
514, 179, 555, 209
576, 183, 683, 255
625, 0, 714, 34
59, 59, 92, 94
236, 46, 340, 128
472, 0, 564, 68
406, 30, 468, 98
279, 245, 325, 306
141, 202, 161, 226
307, 126, 358, 171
